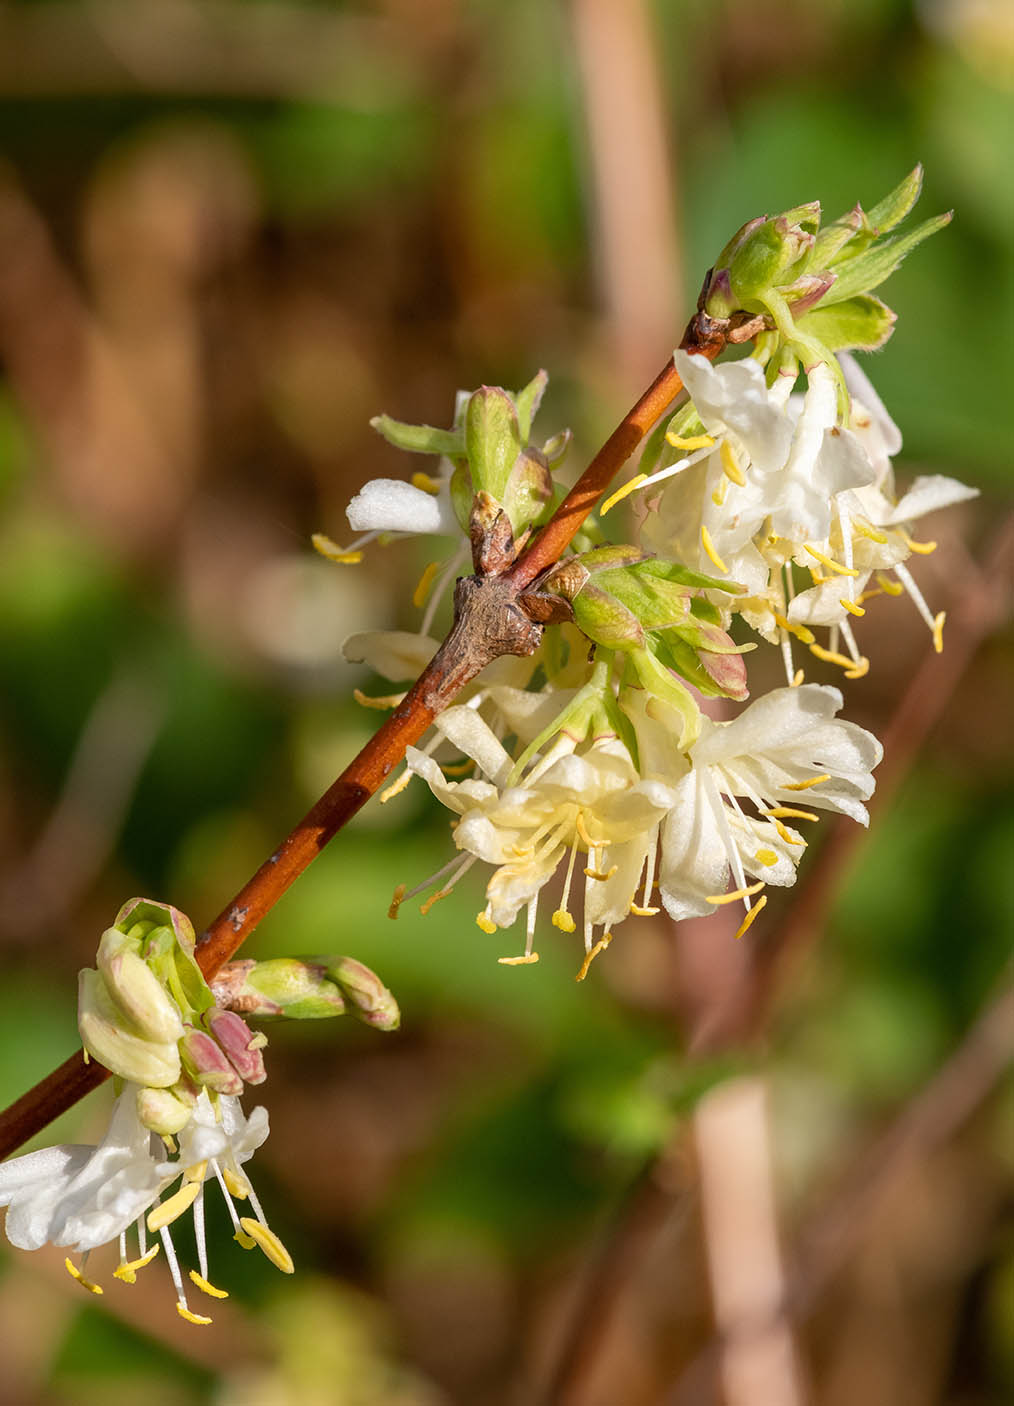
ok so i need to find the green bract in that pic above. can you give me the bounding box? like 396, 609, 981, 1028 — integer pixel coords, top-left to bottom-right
701, 166, 950, 383
370, 369, 566, 536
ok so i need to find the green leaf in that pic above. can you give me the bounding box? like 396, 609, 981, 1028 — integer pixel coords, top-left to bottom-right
370, 414, 465, 457
823, 212, 953, 305
867, 164, 924, 234
513, 370, 548, 442
636, 557, 746, 594
465, 387, 522, 501
795, 293, 897, 353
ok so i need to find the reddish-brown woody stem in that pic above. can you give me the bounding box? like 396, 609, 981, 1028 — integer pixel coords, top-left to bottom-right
0, 318, 723, 1160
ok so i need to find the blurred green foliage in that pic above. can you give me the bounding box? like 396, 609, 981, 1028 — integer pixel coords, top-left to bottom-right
0, 1, 1010, 1402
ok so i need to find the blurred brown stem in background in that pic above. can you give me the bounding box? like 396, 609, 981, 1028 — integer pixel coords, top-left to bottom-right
536, 513, 1014, 1405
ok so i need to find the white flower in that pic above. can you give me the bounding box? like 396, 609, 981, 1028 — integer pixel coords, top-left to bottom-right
638, 353, 877, 587
0, 1088, 290, 1326
400, 704, 676, 972
625, 684, 882, 935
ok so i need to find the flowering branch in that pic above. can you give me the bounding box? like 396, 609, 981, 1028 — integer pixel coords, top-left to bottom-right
0, 313, 726, 1162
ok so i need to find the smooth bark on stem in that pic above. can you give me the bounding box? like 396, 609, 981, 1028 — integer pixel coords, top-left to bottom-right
0, 325, 719, 1160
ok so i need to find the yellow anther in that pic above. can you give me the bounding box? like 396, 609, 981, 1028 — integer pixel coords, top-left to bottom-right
809, 642, 858, 671
184, 1161, 208, 1185
783, 773, 831, 792
734, 895, 768, 939
665, 432, 715, 451
711, 478, 728, 507
876, 572, 904, 596
498, 953, 540, 965
770, 817, 805, 846
773, 612, 815, 645
440, 759, 475, 776
754, 849, 779, 866
412, 559, 442, 609
706, 880, 765, 906
583, 864, 618, 882
932, 610, 946, 653
575, 812, 599, 850
475, 911, 497, 934
575, 932, 613, 982
65, 1258, 103, 1295
410, 471, 442, 495
147, 1180, 201, 1233
790, 669, 805, 687
839, 596, 865, 617
353, 688, 405, 711
857, 588, 884, 604
764, 806, 819, 821
629, 903, 660, 917
844, 657, 870, 680
239, 1218, 294, 1274
808, 570, 828, 586
804, 544, 859, 577
600, 473, 648, 516
900, 531, 937, 555
234, 1230, 257, 1249
380, 770, 413, 804
420, 886, 452, 916
388, 883, 406, 920
176, 1303, 213, 1325
853, 519, 889, 544
552, 909, 576, 933
700, 525, 728, 574
222, 1167, 249, 1200
114, 1245, 161, 1283
720, 440, 746, 486
311, 533, 363, 565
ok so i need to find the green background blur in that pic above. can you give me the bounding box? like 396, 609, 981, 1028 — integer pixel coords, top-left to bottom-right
0, 2, 1010, 1403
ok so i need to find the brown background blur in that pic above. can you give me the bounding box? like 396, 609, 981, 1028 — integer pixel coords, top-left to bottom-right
0, 2, 1011, 1403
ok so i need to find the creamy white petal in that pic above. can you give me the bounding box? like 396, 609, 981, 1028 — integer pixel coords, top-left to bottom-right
346, 478, 455, 535
434, 706, 513, 786
342, 630, 439, 681
879, 474, 979, 526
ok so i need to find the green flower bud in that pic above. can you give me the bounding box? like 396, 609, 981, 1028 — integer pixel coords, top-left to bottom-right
706, 202, 820, 317
571, 582, 645, 652
78, 968, 181, 1087
95, 928, 184, 1045
211, 955, 401, 1032
136, 1084, 196, 1137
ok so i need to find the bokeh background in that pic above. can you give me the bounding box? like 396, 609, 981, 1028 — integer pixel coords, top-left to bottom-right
0, 1, 1011, 1403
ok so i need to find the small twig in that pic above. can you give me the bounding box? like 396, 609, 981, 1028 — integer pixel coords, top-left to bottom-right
666, 979, 1014, 1405
0, 317, 726, 1159
534, 515, 1012, 1402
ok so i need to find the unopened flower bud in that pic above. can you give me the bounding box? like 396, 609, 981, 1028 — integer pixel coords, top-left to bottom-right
571, 582, 645, 652
326, 958, 401, 1031
95, 928, 184, 1045
136, 1084, 196, 1137
204, 1008, 267, 1085
180, 1025, 243, 1096
78, 969, 181, 1087
211, 957, 346, 1020
706, 202, 820, 317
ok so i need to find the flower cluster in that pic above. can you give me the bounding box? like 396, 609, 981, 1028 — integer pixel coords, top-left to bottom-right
331, 174, 973, 978
0, 900, 400, 1324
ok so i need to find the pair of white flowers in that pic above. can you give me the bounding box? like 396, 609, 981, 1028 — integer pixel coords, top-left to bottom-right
0, 1084, 290, 1323
400, 681, 880, 971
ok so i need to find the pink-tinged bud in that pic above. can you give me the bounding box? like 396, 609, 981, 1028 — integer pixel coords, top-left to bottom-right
114, 897, 196, 955
204, 1008, 267, 1085
326, 958, 401, 1031
700, 647, 749, 700
180, 1025, 243, 1096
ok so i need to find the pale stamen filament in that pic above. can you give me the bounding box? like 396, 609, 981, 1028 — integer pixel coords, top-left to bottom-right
701, 770, 752, 912
553, 830, 581, 932
420, 543, 467, 636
